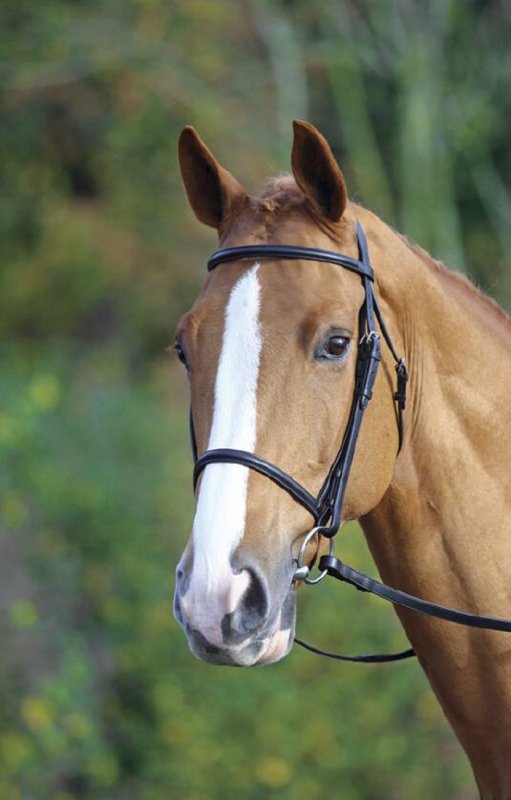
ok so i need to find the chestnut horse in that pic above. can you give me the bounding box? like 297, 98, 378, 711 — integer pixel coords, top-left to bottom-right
173, 120, 511, 799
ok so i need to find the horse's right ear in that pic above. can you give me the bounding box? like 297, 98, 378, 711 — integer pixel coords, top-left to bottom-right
178, 127, 247, 229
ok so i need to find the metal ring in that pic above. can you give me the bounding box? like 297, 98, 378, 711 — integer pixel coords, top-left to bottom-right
293, 527, 334, 585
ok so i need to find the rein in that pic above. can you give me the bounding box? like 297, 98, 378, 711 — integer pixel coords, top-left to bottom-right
189, 221, 511, 665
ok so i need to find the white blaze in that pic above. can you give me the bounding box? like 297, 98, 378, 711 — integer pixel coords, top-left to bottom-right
183, 265, 262, 634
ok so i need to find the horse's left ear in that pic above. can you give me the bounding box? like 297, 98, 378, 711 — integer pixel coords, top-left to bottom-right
291, 120, 348, 222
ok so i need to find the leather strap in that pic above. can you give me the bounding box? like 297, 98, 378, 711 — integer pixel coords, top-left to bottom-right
295, 550, 511, 665
294, 637, 415, 663
320, 554, 511, 632
372, 295, 407, 451
194, 448, 317, 518
208, 244, 374, 280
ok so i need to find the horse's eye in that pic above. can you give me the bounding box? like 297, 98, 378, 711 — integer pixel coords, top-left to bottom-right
174, 338, 188, 368
327, 335, 349, 357
317, 334, 350, 361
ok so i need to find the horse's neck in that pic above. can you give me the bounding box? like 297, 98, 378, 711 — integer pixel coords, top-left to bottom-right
362, 220, 511, 798
369, 258, 511, 639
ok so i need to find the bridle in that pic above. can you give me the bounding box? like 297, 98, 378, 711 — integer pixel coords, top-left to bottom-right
188, 220, 511, 665
193, 222, 407, 539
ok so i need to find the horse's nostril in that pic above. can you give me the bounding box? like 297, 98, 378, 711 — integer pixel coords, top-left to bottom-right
223, 567, 270, 640
173, 589, 183, 623
243, 569, 269, 621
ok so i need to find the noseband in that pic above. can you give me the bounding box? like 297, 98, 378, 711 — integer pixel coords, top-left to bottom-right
188, 221, 511, 665
191, 222, 408, 541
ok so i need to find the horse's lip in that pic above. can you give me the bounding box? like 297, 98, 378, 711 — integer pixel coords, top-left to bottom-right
177, 608, 290, 666
252, 609, 295, 665
256, 625, 293, 665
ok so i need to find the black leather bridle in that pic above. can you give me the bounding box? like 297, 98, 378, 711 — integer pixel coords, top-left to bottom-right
188, 221, 511, 665
192, 222, 408, 538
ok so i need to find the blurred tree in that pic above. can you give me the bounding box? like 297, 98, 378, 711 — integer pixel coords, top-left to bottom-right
1, 0, 510, 358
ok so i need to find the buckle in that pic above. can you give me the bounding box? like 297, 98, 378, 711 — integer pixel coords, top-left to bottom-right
394, 359, 408, 410
356, 331, 381, 409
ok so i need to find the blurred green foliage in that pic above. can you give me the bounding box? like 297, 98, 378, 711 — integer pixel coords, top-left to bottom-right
1, 0, 510, 797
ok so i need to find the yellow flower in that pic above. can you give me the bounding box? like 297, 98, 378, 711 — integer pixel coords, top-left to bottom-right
87, 753, 119, 786
0, 733, 31, 771
255, 756, 292, 788
11, 601, 38, 630
29, 375, 61, 411
21, 697, 53, 731
64, 713, 92, 741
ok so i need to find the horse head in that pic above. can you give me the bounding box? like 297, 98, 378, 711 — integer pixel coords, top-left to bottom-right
173, 121, 400, 666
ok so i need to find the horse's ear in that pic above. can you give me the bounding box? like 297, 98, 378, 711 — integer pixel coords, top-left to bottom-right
178, 126, 247, 229
291, 120, 348, 222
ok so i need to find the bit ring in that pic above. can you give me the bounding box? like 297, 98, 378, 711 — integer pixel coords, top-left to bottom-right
293, 527, 334, 585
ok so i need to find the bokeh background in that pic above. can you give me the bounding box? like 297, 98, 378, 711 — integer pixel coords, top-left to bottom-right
2, 1, 510, 798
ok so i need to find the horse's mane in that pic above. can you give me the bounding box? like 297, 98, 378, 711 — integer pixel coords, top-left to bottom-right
399, 233, 511, 332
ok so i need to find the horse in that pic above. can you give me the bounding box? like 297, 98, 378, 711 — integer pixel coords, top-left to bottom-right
173, 120, 511, 800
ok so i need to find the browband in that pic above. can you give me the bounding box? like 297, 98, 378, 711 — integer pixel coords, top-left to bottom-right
208, 244, 374, 280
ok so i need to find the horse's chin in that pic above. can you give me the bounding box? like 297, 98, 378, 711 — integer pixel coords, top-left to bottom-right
186, 624, 294, 667
255, 625, 294, 665
183, 588, 296, 667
